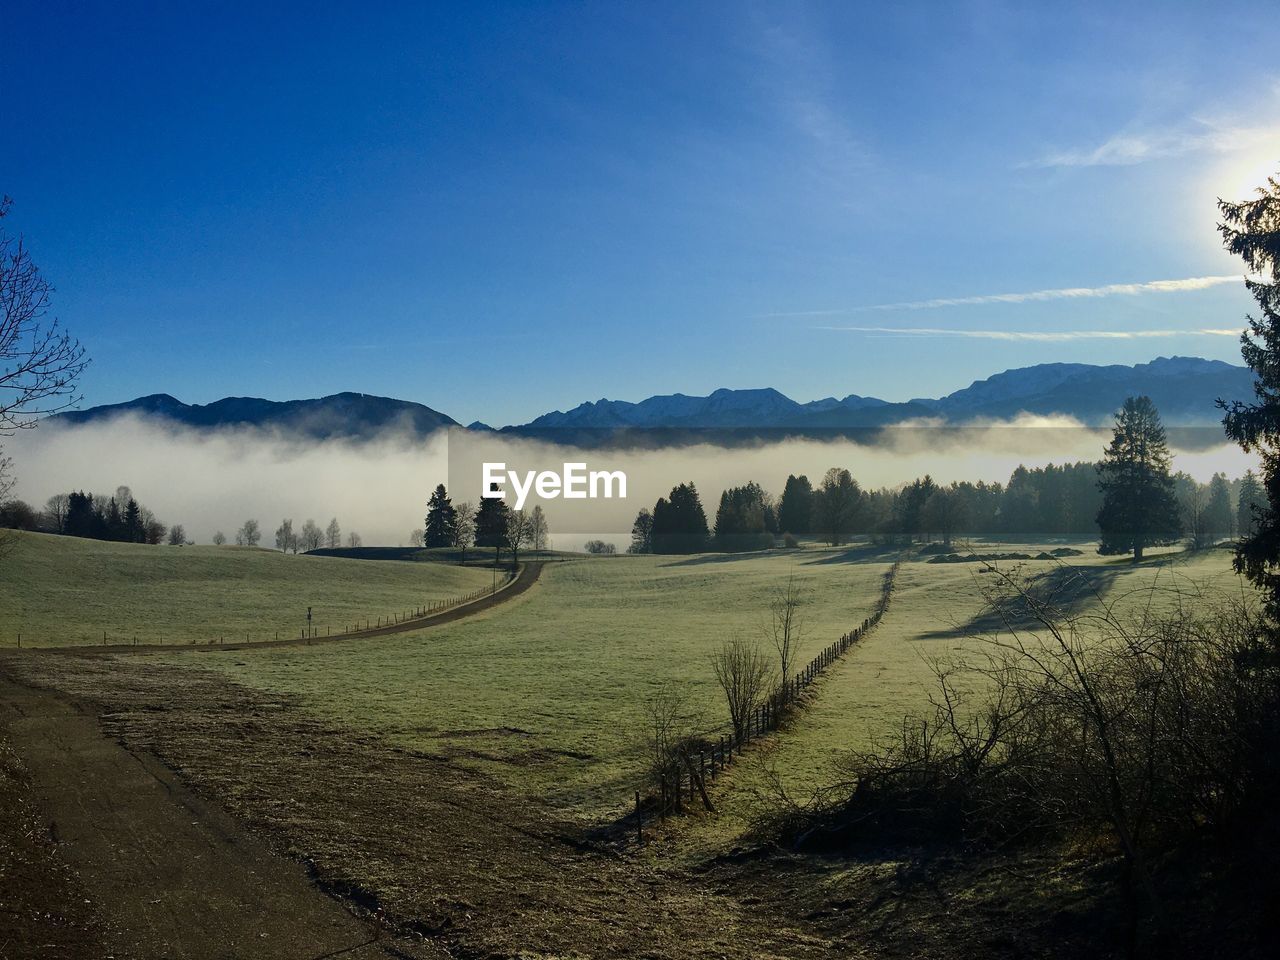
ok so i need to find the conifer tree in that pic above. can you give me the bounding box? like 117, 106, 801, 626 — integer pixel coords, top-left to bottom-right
1206, 473, 1234, 542
424, 483, 458, 548
777, 474, 813, 536
474, 488, 509, 559
1238, 469, 1265, 539
651, 482, 709, 553
629, 507, 654, 554
1219, 170, 1280, 610
1096, 396, 1181, 561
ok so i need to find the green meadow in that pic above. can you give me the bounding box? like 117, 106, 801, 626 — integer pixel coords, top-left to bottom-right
153, 548, 897, 817
0, 531, 493, 647
4, 532, 1244, 829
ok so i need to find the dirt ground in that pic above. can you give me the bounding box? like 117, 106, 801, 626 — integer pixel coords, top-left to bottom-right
6, 640, 1254, 959
0, 673, 445, 960
0, 653, 850, 959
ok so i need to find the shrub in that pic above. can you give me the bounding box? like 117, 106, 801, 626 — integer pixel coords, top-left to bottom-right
772, 565, 1280, 929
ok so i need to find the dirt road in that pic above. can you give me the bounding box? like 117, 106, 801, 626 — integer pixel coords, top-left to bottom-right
0, 676, 444, 959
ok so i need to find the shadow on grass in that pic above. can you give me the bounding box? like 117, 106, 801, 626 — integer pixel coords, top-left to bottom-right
916, 563, 1127, 640
658, 550, 785, 567
800, 544, 903, 566
659, 543, 901, 567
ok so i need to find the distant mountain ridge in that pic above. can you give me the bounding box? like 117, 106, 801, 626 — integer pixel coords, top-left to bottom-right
514, 357, 1250, 433
54, 391, 457, 440
53, 357, 1253, 443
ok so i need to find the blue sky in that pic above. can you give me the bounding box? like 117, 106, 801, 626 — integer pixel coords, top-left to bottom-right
3, 1, 1277, 426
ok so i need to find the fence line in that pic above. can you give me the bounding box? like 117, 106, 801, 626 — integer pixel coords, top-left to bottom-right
631, 559, 902, 838
16, 566, 520, 650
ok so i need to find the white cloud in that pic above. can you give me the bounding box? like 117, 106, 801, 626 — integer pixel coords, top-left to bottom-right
816, 326, 1241, 341
1031, 118, 1279, 169
764, 275, 1245, 318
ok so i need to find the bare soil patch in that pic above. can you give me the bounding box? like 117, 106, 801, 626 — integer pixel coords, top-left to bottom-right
1, 653, 844, 959
0, 670, 444, 959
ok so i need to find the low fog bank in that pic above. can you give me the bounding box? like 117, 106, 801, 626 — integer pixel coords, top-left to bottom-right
4, 413, 1257, 549
7, 415, 449, 547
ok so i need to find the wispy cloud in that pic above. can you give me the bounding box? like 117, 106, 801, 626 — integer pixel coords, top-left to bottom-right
816, 326, 1242, 341
1031, 118, 1279, 168
764, 275, 1244, 318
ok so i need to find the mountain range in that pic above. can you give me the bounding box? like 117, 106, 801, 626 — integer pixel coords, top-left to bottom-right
53, 356, 1253, 444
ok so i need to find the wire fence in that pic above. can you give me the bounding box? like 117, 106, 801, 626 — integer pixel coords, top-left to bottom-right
629, 559, 902, 840
14, 567, 520, 650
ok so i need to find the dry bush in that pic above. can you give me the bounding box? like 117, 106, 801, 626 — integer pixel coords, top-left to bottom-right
712, 636, 772, 741
777, 564, 1280, 927
642, 682, 696, 787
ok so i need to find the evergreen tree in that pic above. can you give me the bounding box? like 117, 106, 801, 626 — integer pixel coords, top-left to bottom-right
650, 482, 709, 554
424, 483, 458, 548
1096, 396, 1182, 561
65, 491, 96, 538
474, 488, 510, 558
1206, 472, 1234, 542
1238, 469, 1265, 539
629, 507, 654, 554
1000, 466, 1040, 535
895, 475, 935, 541
124, 498, 143, 543
105, 497, 123, 541
812, 468, 862, 546
713, 481, 772, 551
923, 486, 967, 548
777, 474, 813, 536
1219, 170, 1280, 611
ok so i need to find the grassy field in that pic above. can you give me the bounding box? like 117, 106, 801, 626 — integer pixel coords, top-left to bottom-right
151, 547, 899, 817
0, 531, 494, 647
671, 544, 1249, 856
5, 532, 1246, 829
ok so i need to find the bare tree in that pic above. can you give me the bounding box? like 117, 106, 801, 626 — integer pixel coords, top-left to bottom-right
530, 505, 550, 553
584, 539, 615, 554
0, 455, 13, 555
766, 572, 805, 689
506, 509, 531, 566
1179, 479, 1212, 549
300, 518, 323, 552
1, 198, 89, 432
236, 518, 261, 547
642, 683, 694, 786
712, 637, 772, 741
325, 517, 341, 549
346, 531, 362, 548
212, 531, 227, 546
0, 201, 87, 556
454, 502, 476, 548
43, 493, 69, 532
409, 528, 424, 548
167, 523, 186, 546
275, 518, 296, 553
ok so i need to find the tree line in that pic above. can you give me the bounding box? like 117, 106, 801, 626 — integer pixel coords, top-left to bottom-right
4, 486, 178, 545
421, 483, 550, 563
625, 396, 1261, 559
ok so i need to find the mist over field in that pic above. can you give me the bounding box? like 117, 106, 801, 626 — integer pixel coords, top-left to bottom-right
6, 413, 1256, 549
